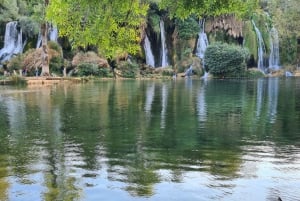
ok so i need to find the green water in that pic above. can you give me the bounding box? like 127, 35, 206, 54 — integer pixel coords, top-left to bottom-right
0, 78, 300, 201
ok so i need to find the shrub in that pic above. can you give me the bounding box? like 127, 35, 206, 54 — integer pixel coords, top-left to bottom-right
72, 51, 109, 68
204, 42, 250, 78
48, 41, 62, 54
76, 63, 100, 76
7, 55, 24, 72
50, 56, 64, 75
245, 68, 265, 78
118, 61, 139, 78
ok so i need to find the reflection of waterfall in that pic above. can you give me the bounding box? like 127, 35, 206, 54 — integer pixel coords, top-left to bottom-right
268, 27, 280, 70
0, 21, 26, 64
145, 82, 155, 116
143, 34, 155, 67
252, 20, 266, 72
161, 84, 168, 128
160, 19, 168, 67
256, 78, 264, 117
255, 78, 278, 123
36, 25, 59, 48
196, 19, 209, 59
267, 78, 278, 123
197, 84, 207, 122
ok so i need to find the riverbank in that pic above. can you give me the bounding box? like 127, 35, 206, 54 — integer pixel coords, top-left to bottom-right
1, 69, 300, 86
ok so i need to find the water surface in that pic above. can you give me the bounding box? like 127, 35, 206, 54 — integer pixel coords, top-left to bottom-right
0, 78, 300, 201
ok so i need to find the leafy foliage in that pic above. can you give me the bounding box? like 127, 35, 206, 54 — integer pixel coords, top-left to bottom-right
175, 17, 199, 40
19, 16, 40, 38
117, 61, 139, 78
46, 0, 148, 58
204, 42, 249, 77
49, 56, 64, 75
76, 63, 101, 77
158, 0, 258, 19
0, 0, 19, 22
266, 0, 300, 64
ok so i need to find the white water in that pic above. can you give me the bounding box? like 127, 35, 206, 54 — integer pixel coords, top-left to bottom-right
268, 27, 280, 70
185, 65, 193, 77
252, 20, 266, 72
0, 21, 25, 64
196, 19, 209, 78
196, 19, 209, 59
143, 34, 155, 67
160, 19, 168, 67
36, 24, 59, 48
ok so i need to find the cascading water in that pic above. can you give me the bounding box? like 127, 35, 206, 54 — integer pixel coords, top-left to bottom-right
36, 24, 59, 48
160, 19, 168, 67
196, 19, 209, 78
49, 25, 58, 42
268, 27, 280, 70
0, 21, 25, 64
143, 34, 155, 67
196, 19, 209, 59
252, 20, 266, 72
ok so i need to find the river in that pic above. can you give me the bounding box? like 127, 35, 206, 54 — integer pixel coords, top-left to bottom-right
0, 78, 299, 201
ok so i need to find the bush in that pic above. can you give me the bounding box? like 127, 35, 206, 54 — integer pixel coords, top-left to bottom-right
204, 42, 250, 78
245, 68, 265, 78
118, 61, 139, 78
48, 41, 62, 54
50, 56, 64, 75
76, 63, 100, 76
7, 55, 23, 72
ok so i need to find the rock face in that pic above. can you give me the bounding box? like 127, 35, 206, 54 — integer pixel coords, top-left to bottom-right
206, 15, 244, 38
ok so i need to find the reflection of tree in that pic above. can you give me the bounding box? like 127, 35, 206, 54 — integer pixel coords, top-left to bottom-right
0, 103, 9, 201
104, 81, 160, 196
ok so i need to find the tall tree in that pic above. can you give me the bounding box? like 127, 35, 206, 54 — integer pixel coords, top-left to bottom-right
40, 0, 50, 76
158, 0, 258, 19
46, 0, 148, 59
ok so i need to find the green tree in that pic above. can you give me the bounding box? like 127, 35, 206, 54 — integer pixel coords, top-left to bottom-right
267, 0, 300, 64
46, 0, 148, 59
158, 0, 258, 19
0, 0, 19, 22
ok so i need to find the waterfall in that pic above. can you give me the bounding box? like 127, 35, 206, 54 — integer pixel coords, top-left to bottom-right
196, 19, 209, 59
269, 27, 280, 70
36, 24, 59, 48
36, 33, 42, 49
185, 65, 193, 77
160, 19, 168, 67
49, 25, 58, 42
0, 21, 25, 64
143, 34, 155, 67
252, 20, 266, 72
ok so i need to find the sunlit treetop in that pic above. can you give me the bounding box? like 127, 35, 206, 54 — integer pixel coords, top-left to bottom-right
46, 0, 148, 58
158, 0, 258, 19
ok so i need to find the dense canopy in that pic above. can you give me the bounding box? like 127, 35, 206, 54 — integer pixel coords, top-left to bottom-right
46, 0, 148, 58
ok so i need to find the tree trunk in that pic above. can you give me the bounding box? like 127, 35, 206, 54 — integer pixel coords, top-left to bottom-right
41, 22, 50, 76
41, 0, 50, 76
